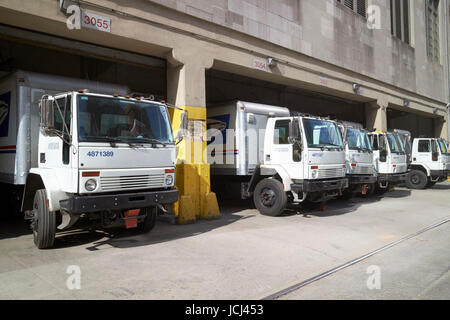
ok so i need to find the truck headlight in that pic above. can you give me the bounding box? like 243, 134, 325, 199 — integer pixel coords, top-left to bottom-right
311, 170, 319, 179
165, 175, 174, 185
85, 179, 97, 191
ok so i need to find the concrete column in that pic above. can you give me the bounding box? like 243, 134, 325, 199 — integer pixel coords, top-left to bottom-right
166, 49, 220, 224
365, 99, 388, 131
435, 116, 448, 140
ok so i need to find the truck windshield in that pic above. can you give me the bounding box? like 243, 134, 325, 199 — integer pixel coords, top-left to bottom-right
77, 95, 173, 144
387, 134, 404, 153
437, 139, 449, 155
302, 119, 343, 148
346, 128, 372, 151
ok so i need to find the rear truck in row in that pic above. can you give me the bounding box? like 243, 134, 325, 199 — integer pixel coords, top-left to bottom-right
337, 121, 377, 198
207, 101, 348, 216
394, 130, 450, 189
367, 131, 408, 194
0, 71, 181, 248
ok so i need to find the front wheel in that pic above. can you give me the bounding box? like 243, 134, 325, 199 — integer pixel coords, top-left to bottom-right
374, 184, 389, 195
137, 207, 157, 233
253, 179, 287, 216
406, 170, 428, 190
361, 183, 376, 197
32, 189, 56, 249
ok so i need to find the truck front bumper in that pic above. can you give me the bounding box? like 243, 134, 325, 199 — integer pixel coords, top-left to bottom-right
60, 188, 179, 214
378, 172, 407, 185
430, 170, 450, 180
347, 174, 377, 185
291, 178, 348, 193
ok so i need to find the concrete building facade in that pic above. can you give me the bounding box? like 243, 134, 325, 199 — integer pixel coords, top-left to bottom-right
0, 0, 449, 222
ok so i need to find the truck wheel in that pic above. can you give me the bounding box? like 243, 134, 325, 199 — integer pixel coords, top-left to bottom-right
137, 207, 157, 233
253, 179, 287, 216
406, 170, 428, 189
32, 189, 56, 249
362, 184, 375, 197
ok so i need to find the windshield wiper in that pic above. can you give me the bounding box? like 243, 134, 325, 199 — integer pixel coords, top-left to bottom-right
127, 137, 169, 146
82, 136, 138, 147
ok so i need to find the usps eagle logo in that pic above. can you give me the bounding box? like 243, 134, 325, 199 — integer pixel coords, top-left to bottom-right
0, 92, 11, 137
0, 100, 8, 127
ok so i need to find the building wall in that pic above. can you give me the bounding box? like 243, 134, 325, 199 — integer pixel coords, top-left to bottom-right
149, 0, 449, 104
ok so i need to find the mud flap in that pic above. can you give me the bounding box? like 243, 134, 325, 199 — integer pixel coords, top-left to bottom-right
57, 210, 80, 230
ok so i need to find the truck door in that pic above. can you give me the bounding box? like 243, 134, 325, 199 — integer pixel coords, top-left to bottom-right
415, 139, 433, 167
39, 94, 77, 193
265, 119, 303, 179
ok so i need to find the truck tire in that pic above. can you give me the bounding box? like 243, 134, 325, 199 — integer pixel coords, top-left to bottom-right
406, 170, 428, 190
32, 189, 56, 249
361, 184, 375, 197
253, 179, 287, 216
137, 207, 157, 233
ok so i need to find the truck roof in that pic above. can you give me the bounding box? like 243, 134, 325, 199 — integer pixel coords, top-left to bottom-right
4, 70, 130, 96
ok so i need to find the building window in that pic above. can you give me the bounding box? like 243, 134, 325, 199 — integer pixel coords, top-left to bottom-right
337, 0, 367, 18
390, 0, 410, 44
425, 0, 440, 61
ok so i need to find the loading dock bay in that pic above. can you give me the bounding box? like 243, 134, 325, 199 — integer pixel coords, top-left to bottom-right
1, 183, 449, 300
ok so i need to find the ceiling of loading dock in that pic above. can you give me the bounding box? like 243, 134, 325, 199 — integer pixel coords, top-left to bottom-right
0, 27, 166, 97
206, 69, 367, 126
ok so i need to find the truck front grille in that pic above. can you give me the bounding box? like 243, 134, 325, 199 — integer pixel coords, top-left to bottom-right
352, 166, 373, 175
100, 174, 165, 191
318, 168, 343, 179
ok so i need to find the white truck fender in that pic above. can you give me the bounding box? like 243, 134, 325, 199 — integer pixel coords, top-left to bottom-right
263, 165, 293, 192
29, 168, 69, 212
410, 163, 431, 176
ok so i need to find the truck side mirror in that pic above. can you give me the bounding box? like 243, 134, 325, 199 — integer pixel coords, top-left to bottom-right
175, 110, 188, 144
432, 152, 439, 161
40, 99, 54, 129
288, 119, 301, 144
380, 149, 387, 162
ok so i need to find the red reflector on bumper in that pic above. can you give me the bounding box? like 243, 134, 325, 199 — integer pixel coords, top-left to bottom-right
124, 209, 140, 229
82, 171, 100, 177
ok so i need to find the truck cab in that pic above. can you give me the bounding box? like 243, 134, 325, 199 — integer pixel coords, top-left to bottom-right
368, 131, 408, 193
249, 115, 348, 215
337, 121, 376, 197
22, 90, 179, 248
405, 137, 450, 189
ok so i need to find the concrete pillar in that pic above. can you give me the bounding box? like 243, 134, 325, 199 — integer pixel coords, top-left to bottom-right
365, 99, 388, 131
166, 49, 220, 224
435, 116, 448, 140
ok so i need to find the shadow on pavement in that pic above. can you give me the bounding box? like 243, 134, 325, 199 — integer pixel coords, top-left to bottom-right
53, 208, 254, 250
289, 188, 411, 218
430, 184, 450, 190
0, 188, 413, 249
0, 215, 31, 240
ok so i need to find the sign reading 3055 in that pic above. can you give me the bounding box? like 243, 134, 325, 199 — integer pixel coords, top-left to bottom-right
82, 10, 111, 33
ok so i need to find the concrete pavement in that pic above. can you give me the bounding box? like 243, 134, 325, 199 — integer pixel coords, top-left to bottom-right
0, 183, 449, 299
